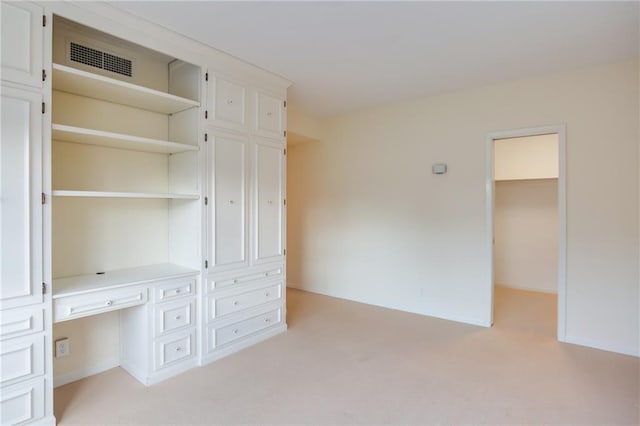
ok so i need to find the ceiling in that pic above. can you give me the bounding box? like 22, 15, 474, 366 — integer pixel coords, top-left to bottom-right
113, 1, 639, 117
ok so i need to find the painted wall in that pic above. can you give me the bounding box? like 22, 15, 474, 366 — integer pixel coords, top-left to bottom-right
494, 179, 558, 293
287, 59, 639, 356
494, 134, 558, 180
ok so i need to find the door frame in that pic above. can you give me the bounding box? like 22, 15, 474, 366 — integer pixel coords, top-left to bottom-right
485, 124, 567, 341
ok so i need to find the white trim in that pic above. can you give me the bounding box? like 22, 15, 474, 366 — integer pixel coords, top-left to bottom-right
200, 324, 287, 366
53, 356, 119, 388
564, 335, 640, 358
485, 125, 567, 341
286, 281, 301, 289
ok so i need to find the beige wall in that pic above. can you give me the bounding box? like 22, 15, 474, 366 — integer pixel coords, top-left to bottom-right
494, 134, 558, 180
287, 59, 639, 356
494, 179, 558, 293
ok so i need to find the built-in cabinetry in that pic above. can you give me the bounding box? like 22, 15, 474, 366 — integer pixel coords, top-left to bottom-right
1, 2, 289, 424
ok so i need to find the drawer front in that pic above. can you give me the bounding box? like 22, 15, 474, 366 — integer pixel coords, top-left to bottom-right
154, 298, 195, 337
0, 307, 44, 341
154, 329, 195, 371
152, 279, 195, 303
208, 264, 284, 292
213, 76, 247, 128
54, 286, 147, 323
208, 282, 282, 321
211, 308, 281, 349
0, 377, 45, 425
255, 91, 284, 138
0, 334, 44, 385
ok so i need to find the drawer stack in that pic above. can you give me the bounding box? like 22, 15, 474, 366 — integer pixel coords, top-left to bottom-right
120, 276, 198, 386
203, 264, 286, 363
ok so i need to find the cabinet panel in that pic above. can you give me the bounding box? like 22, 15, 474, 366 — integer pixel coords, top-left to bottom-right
53, 286, 147, 323
153, 329, 195, 370
0, 307, 44, 341
209, 132, 249, 271
153, 298, 195, 337
0, 377, 45, 425
0, 334, 44, 386
209, 307, 281, 350
253, 140, 285, 264
210, 75, 247, 130
0, 2, 43, 87
208, 281, 282, 321
0, 86, 43, 310
255, 91, 284, 138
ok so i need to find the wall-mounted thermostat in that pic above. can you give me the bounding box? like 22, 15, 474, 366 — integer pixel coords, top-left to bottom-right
432, 163, 447, 174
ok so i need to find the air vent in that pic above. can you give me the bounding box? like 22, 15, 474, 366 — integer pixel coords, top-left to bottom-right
69, 42, 133, 77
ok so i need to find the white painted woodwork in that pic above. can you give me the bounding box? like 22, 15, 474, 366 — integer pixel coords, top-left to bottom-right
209, 307, 281, 349
255, 91, 284, 138
153, 298, 195, 337
53, 285, 148, 323
0, 377, 45, 425
0, 308, 44, 341
210, 75, 247, 130
153, 328, 195, 370
52, 124, 198, 154
52, 63, 199, 114
0, 334, 45, 386
152, 278, 196, 303
51, 190, 199, 199
207, 263, 284, 292
0, 2, 43, 88
208, 281, 282, 320
209, 132, 249, 271
253, 140, 285, 264
0, 86, 43, 310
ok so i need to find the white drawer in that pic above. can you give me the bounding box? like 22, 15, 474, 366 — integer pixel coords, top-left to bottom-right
153, 329, 195, 371
152, 278, 195, 303
211, 75, 247, 129
0, 334, 45, 386
0, 307, 44, 341
208, 264, 284, 292
208, 282, 282, 321
0, 377, 45, 425
255, 91, 284, 138
153, 298, 195, 337
54, 286, 147, 323
210, 308, 281, 349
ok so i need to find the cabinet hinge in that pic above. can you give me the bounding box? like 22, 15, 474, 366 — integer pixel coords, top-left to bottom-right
284, 198, 286, 206
41, 193, 46, 205
43, 15, 46, 27
205, 72, 208, 82
42, 69, 46, 82
42, 283, 46, 294
205, 260, 208, 269
284, 130, 287, 137
284, 249, 286, 255
204, 196, 208, 205
284, 148, 286, 155
41, 102, 45, 114
204, 133, 208, 142
205, 110, 208, 119
284, 100, 287, 108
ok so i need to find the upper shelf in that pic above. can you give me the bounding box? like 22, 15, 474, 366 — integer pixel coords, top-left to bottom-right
52, 63, 200, 114
52, 190, 199, 200
52, 124, 199, 154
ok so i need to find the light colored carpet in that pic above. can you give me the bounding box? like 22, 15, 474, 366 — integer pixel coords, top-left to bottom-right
55, 287, 639, 425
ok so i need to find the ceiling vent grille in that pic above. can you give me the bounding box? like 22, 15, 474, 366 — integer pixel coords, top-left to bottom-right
69, 42, 133, 77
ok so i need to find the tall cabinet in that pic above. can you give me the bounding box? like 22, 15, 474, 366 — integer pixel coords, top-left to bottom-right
0, 2, 290, 424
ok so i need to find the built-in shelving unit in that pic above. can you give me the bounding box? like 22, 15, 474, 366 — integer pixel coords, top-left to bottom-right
51, 190, 199, 199
52, 124, 198, 154
52, 63, 199, 114
53, 263, 199, 298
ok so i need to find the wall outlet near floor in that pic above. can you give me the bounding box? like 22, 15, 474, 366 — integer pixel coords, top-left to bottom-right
55, 338, 70, 357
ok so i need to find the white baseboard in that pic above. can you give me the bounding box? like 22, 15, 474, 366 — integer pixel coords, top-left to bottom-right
495, 283, 558, 294
200, 324, 287, 366
564, 335, 639, 357
54, 357, 120, 388
286, 281, 301, 289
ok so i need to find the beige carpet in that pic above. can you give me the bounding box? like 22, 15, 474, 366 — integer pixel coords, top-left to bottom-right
55, 287, 639, 425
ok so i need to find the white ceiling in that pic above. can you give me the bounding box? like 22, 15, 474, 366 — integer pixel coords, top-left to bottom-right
113, 1, 639, 117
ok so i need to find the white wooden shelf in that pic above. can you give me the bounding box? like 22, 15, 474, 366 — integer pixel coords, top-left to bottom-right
53, 263, 199, 298
52, 124, 198, 154
52, 190, 199, 200
52, 63, 200, 114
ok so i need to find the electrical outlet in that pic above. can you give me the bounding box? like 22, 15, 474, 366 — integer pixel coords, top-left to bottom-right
55, 338, 70, 358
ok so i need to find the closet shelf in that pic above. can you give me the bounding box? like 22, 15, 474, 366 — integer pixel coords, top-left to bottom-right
53, 263, 199, 298
52, 190, 199, 200
52, 124, 199, 154
52, 63, 200, 114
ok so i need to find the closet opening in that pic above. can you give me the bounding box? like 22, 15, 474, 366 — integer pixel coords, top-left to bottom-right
486, 126, 566, 341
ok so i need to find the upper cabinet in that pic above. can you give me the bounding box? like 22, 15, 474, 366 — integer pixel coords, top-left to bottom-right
0, 86, 43, 309
0, 2, 43, 88
254, 91, 285, 139
208, 73, 248, 131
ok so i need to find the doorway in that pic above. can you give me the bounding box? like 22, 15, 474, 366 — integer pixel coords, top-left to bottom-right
485, 125, 566, 341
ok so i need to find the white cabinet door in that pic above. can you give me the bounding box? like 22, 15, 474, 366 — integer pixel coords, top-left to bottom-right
0, 2, 43, 88
208, 74, 247, 131
252, 139, 284, 265
208, 131, 249, 272
0, 86, 43, 310
254, 91, 284, 139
